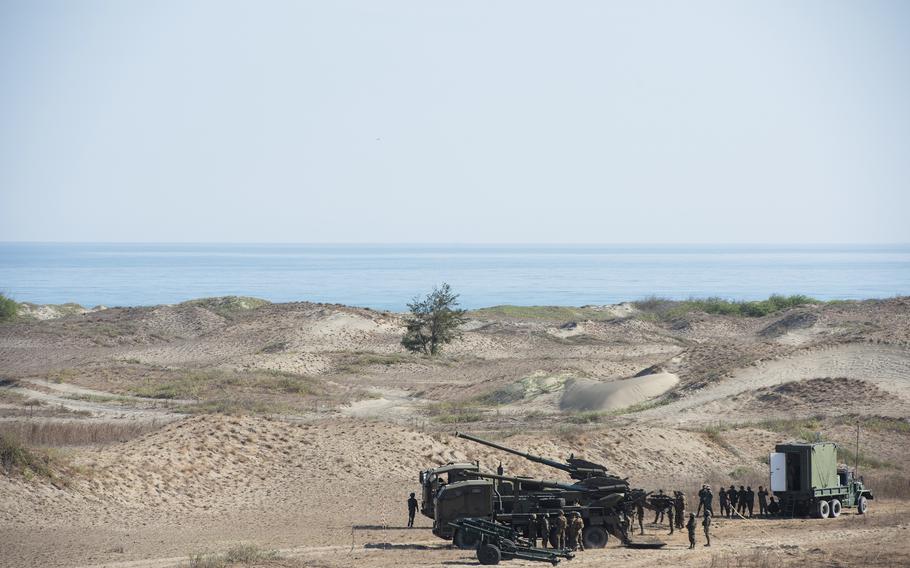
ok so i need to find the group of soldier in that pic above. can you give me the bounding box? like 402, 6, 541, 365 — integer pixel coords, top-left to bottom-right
633, 487, 712, 548
526, 510, 585, 551
717, 484, 778, 518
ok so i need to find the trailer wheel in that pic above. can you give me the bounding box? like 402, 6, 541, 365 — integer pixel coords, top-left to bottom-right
453, 529, 479, 550
582, 526, 609, 549
815, 500, 830, 519
477, 543, 501, 565
857, 496, 868, 515
829, 499, 841, 518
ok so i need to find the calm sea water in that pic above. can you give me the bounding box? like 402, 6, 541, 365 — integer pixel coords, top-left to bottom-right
1, 243, 908, 311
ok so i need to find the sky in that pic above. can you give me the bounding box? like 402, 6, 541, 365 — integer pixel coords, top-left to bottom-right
1, 0, 909, 244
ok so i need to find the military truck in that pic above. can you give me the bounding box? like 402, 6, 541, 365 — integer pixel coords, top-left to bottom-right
769, 442, 873, 518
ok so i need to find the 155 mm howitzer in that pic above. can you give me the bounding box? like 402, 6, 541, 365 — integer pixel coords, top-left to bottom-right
455, 431, 628, 490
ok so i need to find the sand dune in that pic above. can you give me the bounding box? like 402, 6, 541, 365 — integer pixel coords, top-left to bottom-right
560, 372, 679, 412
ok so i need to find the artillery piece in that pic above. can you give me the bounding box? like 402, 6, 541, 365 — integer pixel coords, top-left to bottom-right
454, 431, 630, 495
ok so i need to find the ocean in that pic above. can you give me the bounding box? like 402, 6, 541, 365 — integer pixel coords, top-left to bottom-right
1, 243, 908, 311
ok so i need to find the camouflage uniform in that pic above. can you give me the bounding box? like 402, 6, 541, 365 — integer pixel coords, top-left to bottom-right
746, 486, 755, 517
718, 487, 729, 518
538, 514, 550, 548
570, 513, 585, 551
527, 514, 538, 547
555, 511, 568, 550
758, 487, 769, 516
675, 491, 686, 529
737, 486, 747, 516
686, 513, 697, 549
635, 501, 645, 535
728, 485, 738, 517
702, 511, 712, 546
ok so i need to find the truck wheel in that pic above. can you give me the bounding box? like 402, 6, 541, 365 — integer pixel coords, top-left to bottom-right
816, 500, 830, 519
477, 543, 501, 565
582, 526, 608, 549
454, 529, 479, 549
829, 499, 841, 518
857, 496, 868, 515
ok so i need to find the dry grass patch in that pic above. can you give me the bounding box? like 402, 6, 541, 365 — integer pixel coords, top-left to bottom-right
181, 544, 278, 568
1, 419, 165, 446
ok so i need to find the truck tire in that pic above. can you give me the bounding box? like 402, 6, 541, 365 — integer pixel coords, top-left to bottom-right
829, 499, 841, 518
454, 529, 479, 549
857, 496, 868, 514
815, 500, 830, 519
539, 498, 565, 509
582, 526, 609, 549
477, 543, 501, 565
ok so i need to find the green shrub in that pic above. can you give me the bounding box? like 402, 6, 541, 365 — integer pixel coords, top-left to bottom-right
0, 292, 18, 322
634, 294, 821, 321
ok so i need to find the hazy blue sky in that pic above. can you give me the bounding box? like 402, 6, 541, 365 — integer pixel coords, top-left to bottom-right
1, 0, 908, 243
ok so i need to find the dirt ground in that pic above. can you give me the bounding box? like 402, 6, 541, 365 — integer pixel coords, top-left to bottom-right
1, 297, 909, 567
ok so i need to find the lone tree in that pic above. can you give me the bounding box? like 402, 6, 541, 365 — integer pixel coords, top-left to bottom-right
401, 283, 467, 356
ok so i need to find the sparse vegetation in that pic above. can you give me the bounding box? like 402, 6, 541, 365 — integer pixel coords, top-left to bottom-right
470, 305, 614, 321
182, 544, 278, 568
0, 433, 59, 481
0, 292, 18, 321
634, 294, 822, 321
181, 296, 270, 320
425, 401, 484, 423
2, 420, 164, 446
401, 283, 467, 356
131, 369, 322, 400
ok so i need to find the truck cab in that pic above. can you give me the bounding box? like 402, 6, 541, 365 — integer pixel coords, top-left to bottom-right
419, 462, 480, 519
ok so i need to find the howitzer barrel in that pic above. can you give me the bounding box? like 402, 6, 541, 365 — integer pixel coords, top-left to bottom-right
465, 471, 591, 493
455, 431, 574, 473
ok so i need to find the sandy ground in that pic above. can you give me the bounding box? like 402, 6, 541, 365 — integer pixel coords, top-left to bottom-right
1, 297, 909, 567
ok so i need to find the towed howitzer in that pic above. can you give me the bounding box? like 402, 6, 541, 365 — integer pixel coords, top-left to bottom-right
455, 431, 628, 488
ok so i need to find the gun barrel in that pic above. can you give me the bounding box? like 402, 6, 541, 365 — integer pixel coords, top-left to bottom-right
455, 431, 573, 473
466, 471, 590, 493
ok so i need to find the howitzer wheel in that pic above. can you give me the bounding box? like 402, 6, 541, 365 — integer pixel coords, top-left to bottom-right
477, 543, 501, 565
582, 526, 608, 549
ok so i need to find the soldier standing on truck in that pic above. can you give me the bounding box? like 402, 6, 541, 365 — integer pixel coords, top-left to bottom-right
686, 513, 697, 549
538, 514, 550, 548
407, 492, 418, 527
702, 510, 712, 547
758, 486, 769, 517
718, 487, 729, 518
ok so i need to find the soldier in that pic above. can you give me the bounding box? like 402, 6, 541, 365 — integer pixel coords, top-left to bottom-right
728, 484, 738, 517
702, 510, 712, 547
497, 462, 504, 476
737, 485, 747, 516
675, 491, 686, 530
652, 489, 666, 524
635, 499, 645, 535
570, 512, 585, 551
695, 484, 706, 516
718, 487, 729, 518
700, 485, 714, 517
538, 513, 550, 548
686, 512, 697, 549
746, 486, 755, 517
767, 496, 780, 516
407, 492, 418, 528
758, 486, 769, 517
527, 514, 539, 547
555, 510, 568, 550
